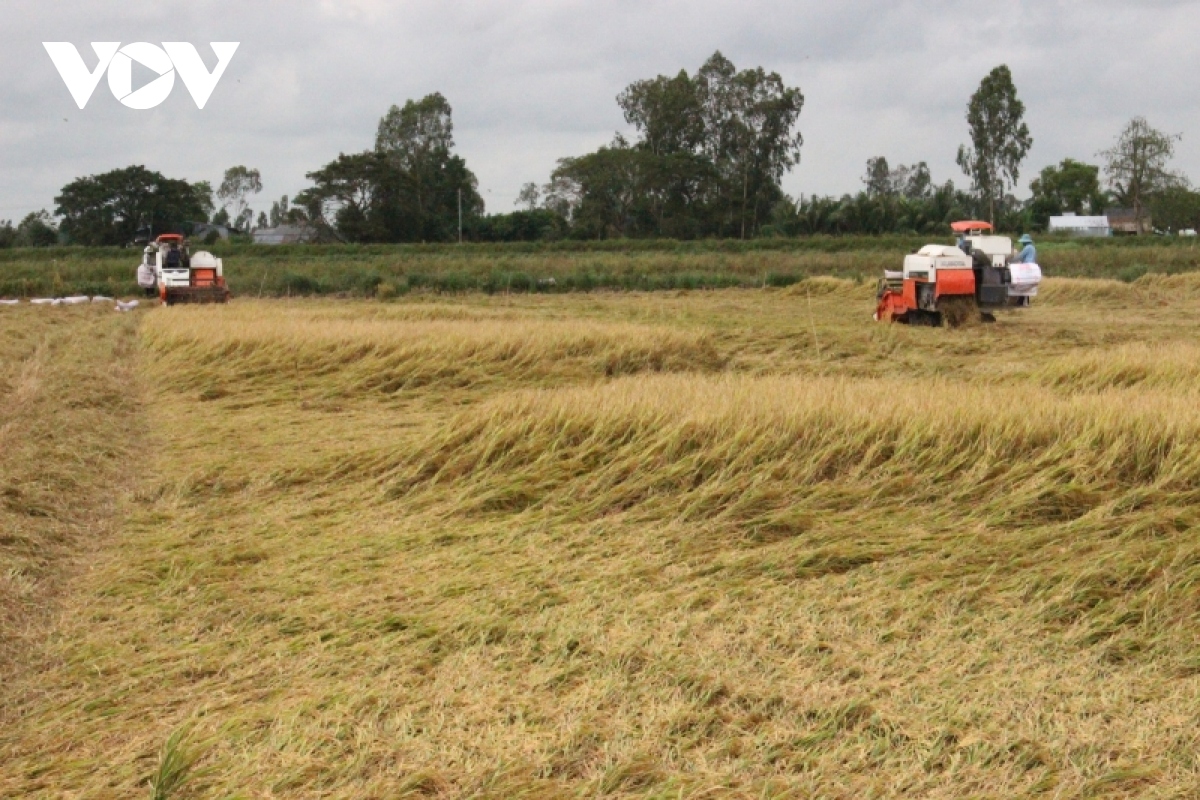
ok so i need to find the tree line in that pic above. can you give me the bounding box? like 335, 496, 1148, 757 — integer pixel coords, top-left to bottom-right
5, 56, 1197, 247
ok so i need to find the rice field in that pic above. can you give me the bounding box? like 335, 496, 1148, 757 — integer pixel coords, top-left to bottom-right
3, 275, 1200, 798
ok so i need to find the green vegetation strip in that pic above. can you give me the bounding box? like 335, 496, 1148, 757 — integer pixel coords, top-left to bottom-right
1, 236, 1199, 298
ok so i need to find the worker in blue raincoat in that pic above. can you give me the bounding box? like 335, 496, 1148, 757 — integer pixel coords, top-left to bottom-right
1014, 234, 1037, 263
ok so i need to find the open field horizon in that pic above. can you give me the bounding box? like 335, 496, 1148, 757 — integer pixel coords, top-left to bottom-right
3, 278, 1200, 797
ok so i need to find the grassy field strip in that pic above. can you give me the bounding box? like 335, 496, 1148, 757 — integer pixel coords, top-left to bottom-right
3, 238, 1200, 297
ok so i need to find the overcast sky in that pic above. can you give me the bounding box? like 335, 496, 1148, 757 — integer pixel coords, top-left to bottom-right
3, 0, 1199, 220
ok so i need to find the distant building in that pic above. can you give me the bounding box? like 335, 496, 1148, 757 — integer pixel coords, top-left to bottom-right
1048, 213, 1111, 237
252, 224, 316, 245
1106, 208, 1153, 236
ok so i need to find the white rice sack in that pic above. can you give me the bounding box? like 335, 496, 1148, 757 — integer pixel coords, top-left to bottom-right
30, 298, 60, 305
0, 299, 19, 306
61, 296, 91, 305
1009, 263, 1042, 297
91, 295, 113, 303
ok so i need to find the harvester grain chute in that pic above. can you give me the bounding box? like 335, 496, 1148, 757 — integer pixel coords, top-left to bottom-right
874, 221, 1041, 326
151, 233, 230, 305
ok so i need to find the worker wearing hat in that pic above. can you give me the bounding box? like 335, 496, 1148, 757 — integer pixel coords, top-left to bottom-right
137, 245, 157, 297
1014, 234, 1037, 264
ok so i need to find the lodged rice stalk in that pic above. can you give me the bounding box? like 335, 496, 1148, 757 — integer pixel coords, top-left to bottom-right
385, 373, 1200, 536
10, 284, 1200, 799
140, 303, 724, 399
1038, 341, 1200, 393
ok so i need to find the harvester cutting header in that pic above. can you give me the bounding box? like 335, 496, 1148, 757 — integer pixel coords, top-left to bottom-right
874, 221, 1041, 326
138, 234, 230, 305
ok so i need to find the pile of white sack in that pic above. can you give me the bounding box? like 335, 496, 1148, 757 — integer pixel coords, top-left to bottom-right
1, 296, 141, 311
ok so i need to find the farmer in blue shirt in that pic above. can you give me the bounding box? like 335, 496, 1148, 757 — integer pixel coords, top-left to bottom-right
1014, 234, 1037, 263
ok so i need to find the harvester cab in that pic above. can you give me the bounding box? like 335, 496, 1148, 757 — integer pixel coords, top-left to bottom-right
874, 220, 1041, 326
152, 233, 230, 305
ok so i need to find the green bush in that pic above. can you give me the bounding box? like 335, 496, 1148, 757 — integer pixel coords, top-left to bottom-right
766, 272, 803, 288
1118, 264, 1151, 283
280, 272, 321, 295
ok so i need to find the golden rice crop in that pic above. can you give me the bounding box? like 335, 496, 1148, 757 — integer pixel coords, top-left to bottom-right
1037, 341, 1200, 393
1038, 271, 1200, 310
5, 286, 1200, 799
0, 306, 141, 673
386, 374, 1200, 530
141, 302, 723, 402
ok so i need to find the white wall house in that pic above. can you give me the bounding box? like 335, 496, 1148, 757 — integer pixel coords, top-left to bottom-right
252, 224, 315, 245
1048, 213, 1111, 237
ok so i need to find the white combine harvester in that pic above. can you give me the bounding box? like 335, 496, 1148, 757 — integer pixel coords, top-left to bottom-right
148, 233, 230, 305
874, 221, 1041, 326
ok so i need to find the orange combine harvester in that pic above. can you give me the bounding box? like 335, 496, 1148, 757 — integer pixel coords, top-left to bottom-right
874, 221, 1040, 326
